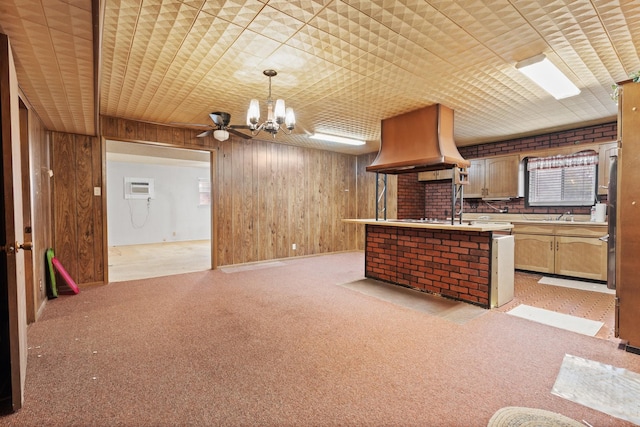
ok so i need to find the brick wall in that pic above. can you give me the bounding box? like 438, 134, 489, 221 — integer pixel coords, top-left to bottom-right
365, 224, 492, 307
416, 121, 617, 218
397, 174, 425, 219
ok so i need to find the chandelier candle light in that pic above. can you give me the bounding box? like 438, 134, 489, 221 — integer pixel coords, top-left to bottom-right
247, 70, 295, 137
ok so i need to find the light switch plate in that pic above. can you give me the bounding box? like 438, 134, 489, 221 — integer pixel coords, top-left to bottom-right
94, 187, 101, 196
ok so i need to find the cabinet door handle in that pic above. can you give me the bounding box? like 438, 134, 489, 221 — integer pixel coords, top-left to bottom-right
550, 241, 553, 251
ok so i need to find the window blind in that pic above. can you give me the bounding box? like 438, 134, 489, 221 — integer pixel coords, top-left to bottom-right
527, 151, 597, 206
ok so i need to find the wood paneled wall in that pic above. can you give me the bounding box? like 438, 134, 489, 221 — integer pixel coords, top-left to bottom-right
101, 116, 217, 151
51, 132, 103, 285
96, 116, 382, 271
22, 101, 52, 321
215, 138, 358, 265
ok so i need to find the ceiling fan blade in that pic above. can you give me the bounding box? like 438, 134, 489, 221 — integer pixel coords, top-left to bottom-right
229, 124, 251, 130
209, 112, 231, 127
228, 128, 252, 139
197, 129, 213, 138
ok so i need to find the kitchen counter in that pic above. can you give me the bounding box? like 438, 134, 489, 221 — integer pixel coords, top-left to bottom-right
345, 219, 513, 308
460, 213, 607, 226
342, 218, 513, 232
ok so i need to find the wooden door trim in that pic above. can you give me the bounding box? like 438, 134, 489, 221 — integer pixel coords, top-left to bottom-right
100, 136, 109, 283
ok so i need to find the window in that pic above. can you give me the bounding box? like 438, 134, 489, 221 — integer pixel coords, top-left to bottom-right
527, 151, 597, 206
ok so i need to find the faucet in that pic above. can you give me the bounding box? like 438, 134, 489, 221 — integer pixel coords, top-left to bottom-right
556, 211, 571, 221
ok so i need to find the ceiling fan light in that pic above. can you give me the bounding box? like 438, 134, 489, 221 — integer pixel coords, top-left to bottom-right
310, 133, 365, 146
247, 99, 260, 125
285, 107, 295, 130
213, 129, 229, 141
516, 54, 580, 100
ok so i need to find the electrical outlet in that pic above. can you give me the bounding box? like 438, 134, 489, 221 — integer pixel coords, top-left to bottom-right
292, 243, 297, 250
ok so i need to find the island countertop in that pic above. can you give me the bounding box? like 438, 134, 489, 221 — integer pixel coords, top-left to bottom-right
342, 218, 513, 232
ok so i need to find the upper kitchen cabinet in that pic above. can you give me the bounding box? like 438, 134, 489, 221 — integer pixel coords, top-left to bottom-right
417, 169, 453, 181
598, 141, 618, 195
465, 155, 520, 199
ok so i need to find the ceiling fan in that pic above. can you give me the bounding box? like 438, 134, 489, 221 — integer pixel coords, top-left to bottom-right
190, 112, 252, 141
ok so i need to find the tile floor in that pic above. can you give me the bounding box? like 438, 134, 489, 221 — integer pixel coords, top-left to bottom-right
495, 271, 615, 341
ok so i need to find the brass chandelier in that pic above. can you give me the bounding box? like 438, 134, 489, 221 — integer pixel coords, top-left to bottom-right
246, 70, 295, 137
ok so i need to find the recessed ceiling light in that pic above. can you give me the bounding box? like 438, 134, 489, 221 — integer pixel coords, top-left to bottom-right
310, 133, 366, 146
516, 54, 581, 100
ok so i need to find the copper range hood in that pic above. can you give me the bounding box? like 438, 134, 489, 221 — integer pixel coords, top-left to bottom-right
366, 104, 470, 174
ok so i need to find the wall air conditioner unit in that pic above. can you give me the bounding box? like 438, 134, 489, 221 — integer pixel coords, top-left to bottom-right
124, 177, 155, 199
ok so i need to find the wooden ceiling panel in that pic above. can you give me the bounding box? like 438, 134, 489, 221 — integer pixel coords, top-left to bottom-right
1, 0, 638, 155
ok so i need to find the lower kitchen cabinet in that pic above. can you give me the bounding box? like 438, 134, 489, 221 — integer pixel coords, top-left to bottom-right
513, 223, 607, 281
555, 236, 607, 280
514, 233, 555, 273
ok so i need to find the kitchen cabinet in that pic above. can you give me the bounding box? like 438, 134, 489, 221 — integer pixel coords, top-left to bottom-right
597, 141, 618, 195
616, 79, 640, 349
417, 169, 453, 181
465, 155, 520, 199
514, 233, 555, 273
513, 223, 607, 281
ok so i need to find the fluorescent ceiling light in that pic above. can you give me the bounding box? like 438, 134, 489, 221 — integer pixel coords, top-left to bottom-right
516, 54, 580, 100
310, 133, 365, 146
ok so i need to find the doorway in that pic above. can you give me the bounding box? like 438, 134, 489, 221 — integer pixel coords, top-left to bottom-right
106, 141, 212, 282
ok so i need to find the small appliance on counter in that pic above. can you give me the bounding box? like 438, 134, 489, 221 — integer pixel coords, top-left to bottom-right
591, 202, 607, 222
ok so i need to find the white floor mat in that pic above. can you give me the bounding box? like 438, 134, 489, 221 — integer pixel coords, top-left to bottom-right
507, 304, 603, 336
538, 276, 615, 294
552, 354, 640, 425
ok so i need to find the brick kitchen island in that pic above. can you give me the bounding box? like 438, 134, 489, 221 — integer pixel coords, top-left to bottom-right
344, 219, 514, 308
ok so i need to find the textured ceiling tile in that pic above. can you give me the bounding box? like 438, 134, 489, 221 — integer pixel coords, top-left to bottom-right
43, 0, 93, 39
310, 1, 385, 54
141, 15, 244, 120
0, 0, 47, 26
246, 5, 305, 43
266, 0, 330, 23
200, 0, 265, 27
2, 0, 638, 152
286, 24, 368, 71
592, 0, 640, 80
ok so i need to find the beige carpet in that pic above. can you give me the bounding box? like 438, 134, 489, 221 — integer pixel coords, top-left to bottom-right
5, 252, 640, 426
